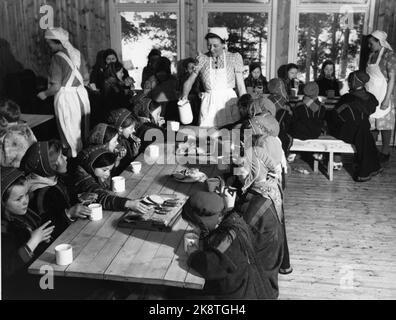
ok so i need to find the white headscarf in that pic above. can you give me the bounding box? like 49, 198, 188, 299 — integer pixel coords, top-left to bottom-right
45, 27, 81, 68
207, 27, 229, 41
370, 30, 393, 51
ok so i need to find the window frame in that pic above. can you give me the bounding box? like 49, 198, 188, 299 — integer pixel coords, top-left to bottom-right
197, 0, 277, 79
288, 0, 376, 75
109, 0, 185, 64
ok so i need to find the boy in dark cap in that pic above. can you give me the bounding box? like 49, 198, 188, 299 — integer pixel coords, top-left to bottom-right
181, 191, 275, 299
289, 81, 326, 141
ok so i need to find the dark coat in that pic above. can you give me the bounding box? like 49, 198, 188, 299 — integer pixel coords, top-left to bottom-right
102, 77, 133, 114
187, 212, 272, 300
1, 209, 49, 299
237, 192, 284, 300
28, 177, 76, 239
289, 100, 326, 140
73, 146, 129, 211
327, 89, 380, 177
316, 77, 341, 97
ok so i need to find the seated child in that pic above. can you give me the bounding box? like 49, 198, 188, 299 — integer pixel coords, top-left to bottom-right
267, 78, 294, 156
20, 140, 92, 239
107, 108, 141, 165
181, 191, 272, 300
73, 145, 149, 213
327, 71, 382, 182
289, 81, 326, 141
0, 99, 37, 168
87, 123, 130, 176
1, 167, 55, 299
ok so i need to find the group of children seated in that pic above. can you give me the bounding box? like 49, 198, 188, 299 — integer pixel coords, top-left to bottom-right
0, 49, 385, 299
1, 87, 292, 299
0, 97, 160, 299
243, 61, 384, 182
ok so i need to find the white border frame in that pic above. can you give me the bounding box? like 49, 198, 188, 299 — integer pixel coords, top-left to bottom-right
197, 0, 276, 78
109, 0, 185, 63
288, 0, 376, 65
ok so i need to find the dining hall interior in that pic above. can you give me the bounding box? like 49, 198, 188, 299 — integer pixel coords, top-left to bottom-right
0, 0, 395, 301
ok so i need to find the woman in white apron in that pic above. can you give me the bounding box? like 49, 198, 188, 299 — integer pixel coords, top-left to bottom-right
181, 27, 247, 128
37, 28, 90, 158
365, 30, 396, 163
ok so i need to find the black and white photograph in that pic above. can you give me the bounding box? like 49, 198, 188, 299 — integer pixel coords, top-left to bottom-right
0, 0, 395, 304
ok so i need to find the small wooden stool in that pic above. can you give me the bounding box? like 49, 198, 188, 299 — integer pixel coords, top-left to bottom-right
290, 136, 356, 181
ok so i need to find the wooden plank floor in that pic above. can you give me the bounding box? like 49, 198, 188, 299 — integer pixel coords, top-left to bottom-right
279, 149, 396, 300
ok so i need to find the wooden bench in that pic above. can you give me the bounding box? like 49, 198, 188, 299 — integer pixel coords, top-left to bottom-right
290, 136, 356, 181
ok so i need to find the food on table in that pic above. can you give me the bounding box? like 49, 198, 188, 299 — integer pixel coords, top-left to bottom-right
176, 141, 209, 156
147, 195, 165, 205
172, 168, 207, 183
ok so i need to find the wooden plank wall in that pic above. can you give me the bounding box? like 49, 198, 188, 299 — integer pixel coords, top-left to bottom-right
0, 0, 111, 79
374, 0, 396, 47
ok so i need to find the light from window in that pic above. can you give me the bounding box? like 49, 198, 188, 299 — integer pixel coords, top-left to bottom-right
297, 12, 365, 82
208, 12, 269, 76
120, 11, 178, 89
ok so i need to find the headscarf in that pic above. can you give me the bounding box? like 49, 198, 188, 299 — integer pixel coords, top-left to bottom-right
268, 78, 288, 100
20, 141, 59, 177
107, 109, 132, 129
182, 191, 225, 238
253, 96, 276, 117
240, 139, 284, 221
238, 95, 276, 120
87, 123, 116, 146
267, 78, 291, 113
45, 27, 81, 68
1, 167, 24, 201
77, 145, 112, 176
247, 113, 280, 139
1, 167, 27, 223
370, 30, 393, 51
206, 27, 229, 41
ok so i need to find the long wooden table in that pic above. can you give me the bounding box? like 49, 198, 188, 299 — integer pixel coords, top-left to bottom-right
28, 144, 219, 290
21, 114, 54, 128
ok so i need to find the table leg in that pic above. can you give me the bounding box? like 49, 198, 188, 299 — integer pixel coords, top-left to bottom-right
328, 152, 334, 181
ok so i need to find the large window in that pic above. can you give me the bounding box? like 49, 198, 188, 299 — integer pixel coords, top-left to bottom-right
198, 0, 275, 78
110, 0, 184, 89
289, 0, 375, 82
